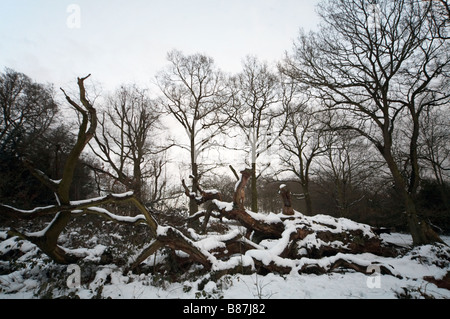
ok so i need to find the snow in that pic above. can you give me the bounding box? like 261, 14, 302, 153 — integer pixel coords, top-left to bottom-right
204, 189, 220, 195
212, 199, 234, 212
298, 213, 374, 237
0, 203, 56, 215
1, 230, 449, 299
197, 236, 227, 252
65, 244, 108, 262
72, 206, 146, 224
156, 225, 171, 236
246, 210, 282, 225
195, 229, 242, 252
213, 255, 255, 272
69, 191, 134, 206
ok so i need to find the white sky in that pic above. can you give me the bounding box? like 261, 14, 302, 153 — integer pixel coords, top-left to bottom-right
0, 0, 320, 93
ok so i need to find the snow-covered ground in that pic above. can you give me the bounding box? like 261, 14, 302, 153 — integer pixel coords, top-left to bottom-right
0, 230, 449, 299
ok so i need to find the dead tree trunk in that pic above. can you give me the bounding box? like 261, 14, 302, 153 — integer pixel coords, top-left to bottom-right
279, 184, 295, 215
233, 169, 252, 210
7, 75, 97, 264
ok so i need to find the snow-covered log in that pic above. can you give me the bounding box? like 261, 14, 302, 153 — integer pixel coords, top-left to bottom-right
171, 168, 399, 276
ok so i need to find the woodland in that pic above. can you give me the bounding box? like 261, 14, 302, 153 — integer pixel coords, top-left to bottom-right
0, 0, 449, 299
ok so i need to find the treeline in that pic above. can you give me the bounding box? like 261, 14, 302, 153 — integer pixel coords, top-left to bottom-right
1, 0, 449, 241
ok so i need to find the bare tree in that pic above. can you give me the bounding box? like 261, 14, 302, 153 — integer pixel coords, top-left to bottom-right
0, 76, 214, 267
90, 85, 168, 205
0, 75, 96, 263
429, 0, 450, 40
228, 56, 281, 213
282, 0, 450, 245
316, 129, 382, 218
278, 81, 327, 215
419, 105, 450, 187
0, 69, 60, 206
418, 105, 450, 213
0, 77, 399, 274
439, 0, 450, 17
0, 68, 58, 154
156, 50, 231, 215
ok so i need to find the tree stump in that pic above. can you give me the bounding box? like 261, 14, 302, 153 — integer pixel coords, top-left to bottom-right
279, 184, 295, 215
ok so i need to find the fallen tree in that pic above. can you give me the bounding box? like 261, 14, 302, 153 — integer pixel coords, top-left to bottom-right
1, 75, 401, 280
155, 169, 400, 277
0, 75, 209, 268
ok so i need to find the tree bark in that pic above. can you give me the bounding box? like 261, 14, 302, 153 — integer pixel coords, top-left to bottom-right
383, 145, 443, 245
28, 74, 96, 264
233, 169, 252, 210
251, 162, 258, 213
404, 193, 444, 245
279, 184, 295, 216
300, 182, 313, 216
189, 153, 199, 216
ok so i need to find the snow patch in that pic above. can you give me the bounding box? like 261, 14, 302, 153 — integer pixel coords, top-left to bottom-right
246, 210, 282, 225
212, 199, 233, 212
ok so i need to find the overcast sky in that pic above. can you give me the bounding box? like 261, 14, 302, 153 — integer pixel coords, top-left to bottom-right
0, 0, 320, 93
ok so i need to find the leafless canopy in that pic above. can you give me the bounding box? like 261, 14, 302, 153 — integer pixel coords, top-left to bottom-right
281, 0, 449, 245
